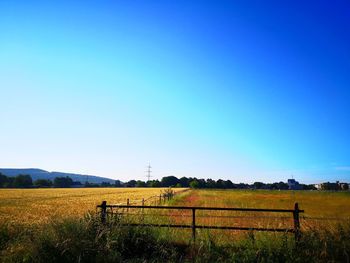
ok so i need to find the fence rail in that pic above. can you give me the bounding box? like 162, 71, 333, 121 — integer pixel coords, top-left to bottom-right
97, 201, 304, 241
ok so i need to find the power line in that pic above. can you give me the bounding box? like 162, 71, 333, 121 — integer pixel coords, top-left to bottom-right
146, 163, 152, 181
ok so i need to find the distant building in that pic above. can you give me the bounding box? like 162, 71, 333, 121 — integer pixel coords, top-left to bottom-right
287, 179, 301, 190
339, 183, 349, 191
314, 184, 322, 190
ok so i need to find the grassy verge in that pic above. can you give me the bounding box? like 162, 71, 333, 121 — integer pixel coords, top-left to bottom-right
0, 213, 349, 262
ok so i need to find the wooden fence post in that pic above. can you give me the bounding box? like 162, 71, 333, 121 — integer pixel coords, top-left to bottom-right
141, 198, 145, 221
101, 201, 107, 223
293, 202, 300, 242
159, 194, 161, 204
192, 208, 196, 241
127, 198, 129, 212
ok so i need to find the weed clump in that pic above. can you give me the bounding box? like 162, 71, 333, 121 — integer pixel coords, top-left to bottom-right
0, 214, 181, 262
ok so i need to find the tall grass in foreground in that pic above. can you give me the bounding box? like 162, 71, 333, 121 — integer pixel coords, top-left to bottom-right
0, 213, 349, 262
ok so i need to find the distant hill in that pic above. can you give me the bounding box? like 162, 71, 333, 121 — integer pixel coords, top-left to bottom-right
0, 168, 116, 184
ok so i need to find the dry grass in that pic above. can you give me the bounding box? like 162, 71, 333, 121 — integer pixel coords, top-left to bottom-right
0, 188, 187, 225
176, 189, 350, 215
1, 188, 349, 231
172, 189, 350, 234
1, 188, 349, 261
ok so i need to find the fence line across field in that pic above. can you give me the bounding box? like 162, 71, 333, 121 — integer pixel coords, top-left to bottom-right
105, 212, 295, 220
112, 188, 190, 207
97, 201, 304, 241
301, 216, 350, 221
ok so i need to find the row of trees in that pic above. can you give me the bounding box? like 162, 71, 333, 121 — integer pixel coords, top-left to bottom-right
0, 173, 329, 190
122, 176, 317, 190
0, 173, 76, 188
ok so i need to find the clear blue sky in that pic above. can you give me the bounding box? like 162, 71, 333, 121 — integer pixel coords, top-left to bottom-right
1, 1, 349, 183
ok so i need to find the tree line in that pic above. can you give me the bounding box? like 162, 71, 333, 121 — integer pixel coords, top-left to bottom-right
0, 172, 321, 190
0, 173, 77, 188
129, 176, 317, 190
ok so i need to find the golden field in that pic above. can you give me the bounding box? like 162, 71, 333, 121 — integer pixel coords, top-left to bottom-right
177, 189, 350, 217
0, 188, 187, 225
1, 188, 349, 230
173, 189, 350, 231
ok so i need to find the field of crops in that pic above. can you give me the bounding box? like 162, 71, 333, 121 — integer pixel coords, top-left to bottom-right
1, 188, 349, 262
0, 188, 187, 225
172, 189, 350, 232
1, 188, 349, 229
177, 189, 350, 217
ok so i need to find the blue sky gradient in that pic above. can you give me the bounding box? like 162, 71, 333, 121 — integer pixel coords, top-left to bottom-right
1, 1, 349, 183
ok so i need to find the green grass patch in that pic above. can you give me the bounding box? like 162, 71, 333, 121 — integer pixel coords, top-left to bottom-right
0, 214, 349, 262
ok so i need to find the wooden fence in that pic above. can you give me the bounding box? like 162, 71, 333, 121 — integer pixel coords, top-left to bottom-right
97, 201, 304, 241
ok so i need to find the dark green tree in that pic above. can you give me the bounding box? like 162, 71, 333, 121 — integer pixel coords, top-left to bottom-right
189, 179, 199, 189
192, 178, 206, 188
179, 177, 190, 187
34, 179, 52, 187
161, 176, 179, 187
54, 176, 73, 188
253, 182, 265, 189
136, 180, 146, 187
147, 180, 160, 187
13, 174, 33, 188
114, 180, 122, 187
216, 179, 226, 189
125, 180, 136, 187
206, 179, 216, 188
0, 173, 8, 188
225, 180, 234, 189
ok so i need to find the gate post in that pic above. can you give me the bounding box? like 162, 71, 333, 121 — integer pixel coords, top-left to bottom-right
192, 208, 196, 241
293, 202, 300, 242
101, 201, 107, 224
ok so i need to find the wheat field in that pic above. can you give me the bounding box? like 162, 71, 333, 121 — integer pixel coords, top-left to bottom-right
176, 189, 350, 217
172, 189, 350, 232
0, 188, 187, 225
1, 188, 349, 229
